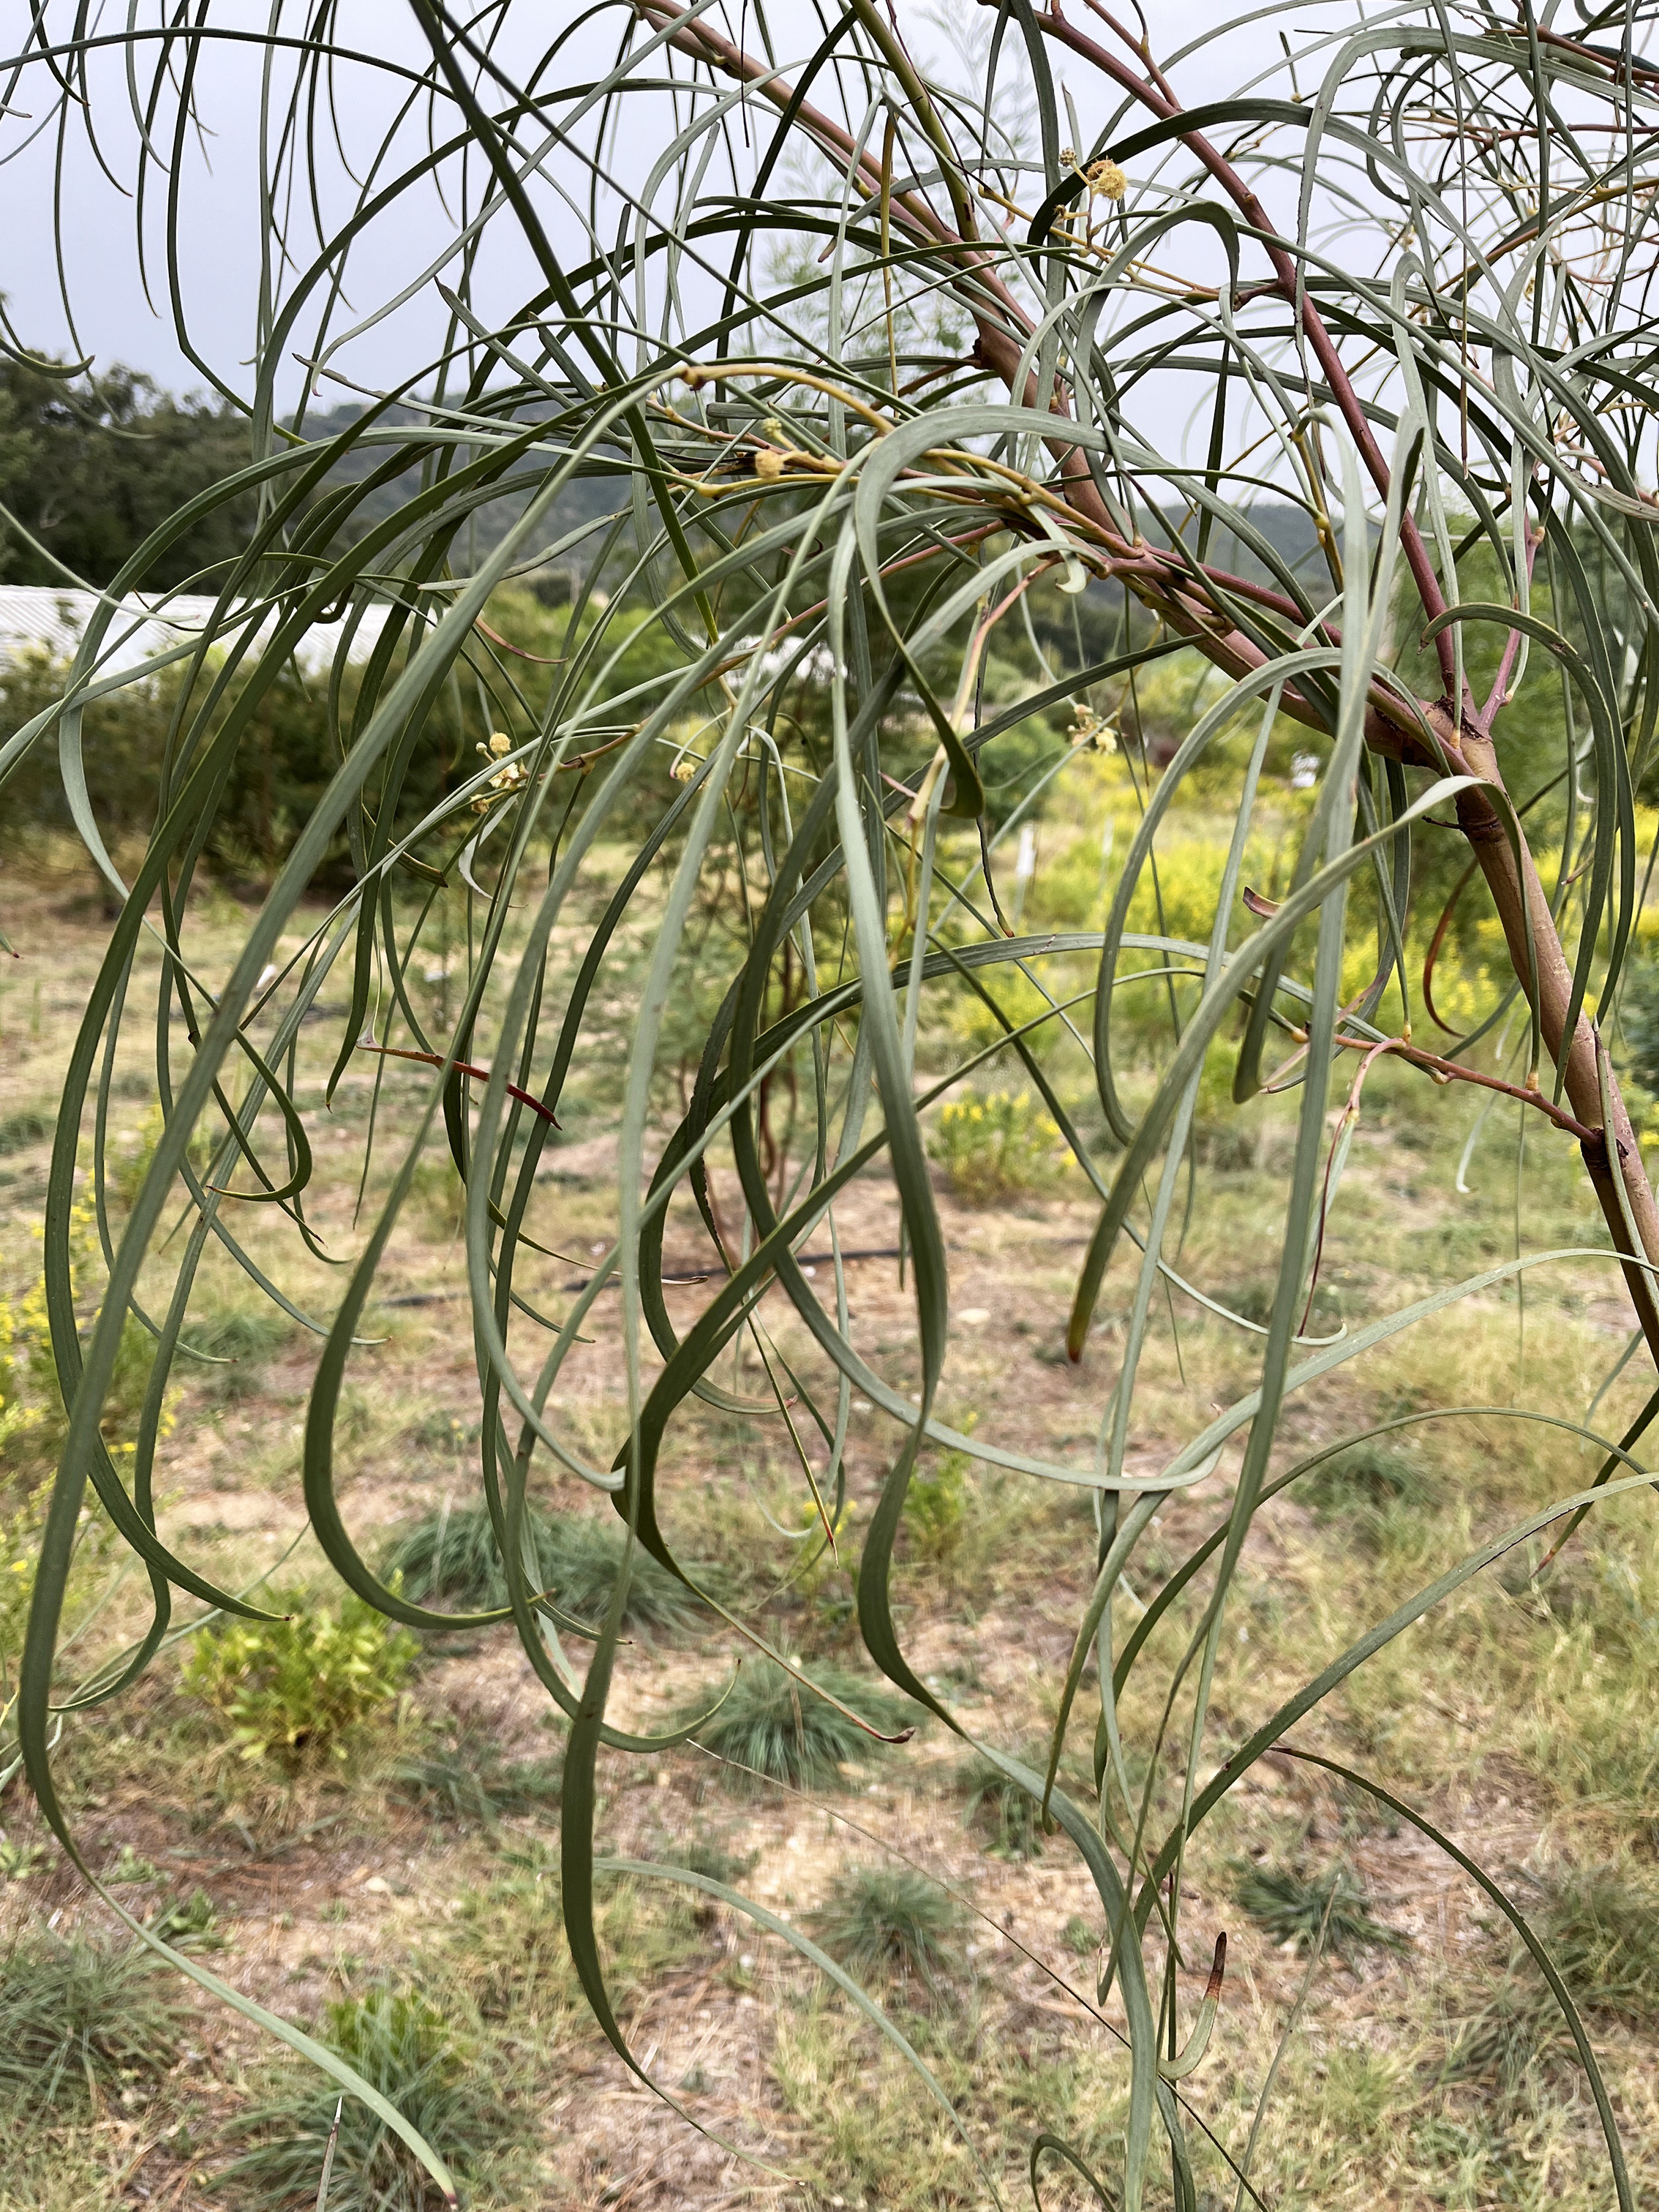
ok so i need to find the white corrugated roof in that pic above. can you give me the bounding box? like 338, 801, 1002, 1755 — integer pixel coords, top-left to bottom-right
0, 586, 394, 680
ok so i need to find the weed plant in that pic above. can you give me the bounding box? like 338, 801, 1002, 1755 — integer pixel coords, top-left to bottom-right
147, 1888, 227, 1952
184, 1588, 418, 1771
928, 1091, 1066, 1205
903, 1434, 974, 1563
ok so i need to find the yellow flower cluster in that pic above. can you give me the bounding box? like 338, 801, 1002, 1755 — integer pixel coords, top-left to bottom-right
472, 730, 528, 813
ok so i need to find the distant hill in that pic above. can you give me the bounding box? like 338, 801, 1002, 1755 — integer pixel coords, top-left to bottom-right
292, 402, 627, 585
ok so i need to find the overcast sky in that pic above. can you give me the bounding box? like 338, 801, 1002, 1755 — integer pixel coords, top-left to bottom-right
0, 1, 1301, 418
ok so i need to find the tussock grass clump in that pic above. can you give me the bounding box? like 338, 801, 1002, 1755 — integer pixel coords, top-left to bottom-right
1235, 1859, 1407, 1960
377, 1501, 696, 1634
1531, 1862, 1659, 2025
222, 1986, 519, 2211
1451, 1862, 1659, 2091
958, 1753, 1046, 1860
0, 1930, 182, 2110
0, 1109, 49, 1156
183, 1304, 292, 1400
810, 1867, 966, 2000
393, 1728, 563, 1826
675, 1837, 759, 1888
684, 1658, 915, 1790
1301, 1442, 1427, 1516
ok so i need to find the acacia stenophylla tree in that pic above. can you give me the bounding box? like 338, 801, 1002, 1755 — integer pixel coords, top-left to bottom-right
7, 0, 1659, 2202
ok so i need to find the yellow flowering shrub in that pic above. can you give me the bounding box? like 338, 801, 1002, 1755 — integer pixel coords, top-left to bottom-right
928, 1090, 1069, 1205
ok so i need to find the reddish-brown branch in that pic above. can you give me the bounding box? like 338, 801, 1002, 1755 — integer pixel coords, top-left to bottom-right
630, 0, 1659, 1366
358, 1042, 560, 1125
1031, 5, 1463, 707
1330, 1029, 1600, 1146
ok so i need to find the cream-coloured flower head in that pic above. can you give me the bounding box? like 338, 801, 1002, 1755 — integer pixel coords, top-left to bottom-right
1086, 158, 1127, 201
1069, 702, 1118, 754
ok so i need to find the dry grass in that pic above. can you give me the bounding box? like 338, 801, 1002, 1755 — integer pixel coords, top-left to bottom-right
1, 862, 1658, 2209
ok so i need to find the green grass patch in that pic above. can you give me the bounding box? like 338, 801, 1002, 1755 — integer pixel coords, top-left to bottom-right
222, 1986, 523, 2211
392, 1728, 563, 1826
1235, 1858, 1408, 1960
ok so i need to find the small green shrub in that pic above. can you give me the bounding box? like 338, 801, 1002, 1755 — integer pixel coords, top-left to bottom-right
184, 1589, 418, 1771
393, 1728, 563, 1825
1235, 1859, 1407, 1959
958, 1753, 1045, 1860
222, 1986, 519, 2211
810, 1867, 966, 2000
903, 1432, 974, 1563
377, 1500, 697, 1633
927, 1090, 1067, 1205
684, 1658, 914, 1790
0, 1931, 182, 2110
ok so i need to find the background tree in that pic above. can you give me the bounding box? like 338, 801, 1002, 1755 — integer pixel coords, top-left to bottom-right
0, 361, 259, 590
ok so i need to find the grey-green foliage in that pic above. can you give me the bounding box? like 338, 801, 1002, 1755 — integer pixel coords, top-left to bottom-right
810, 1866, 967, 2001
9, 5, 1659, 2208
393, 1728, 563, 1827
1448, 1865, 1659, 2094
1235, 1859, 1408, 1962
